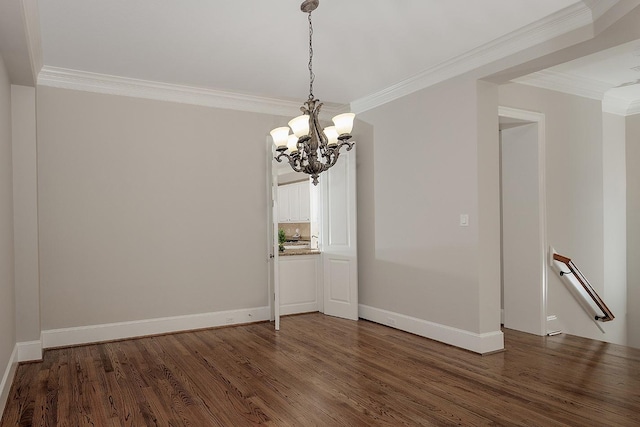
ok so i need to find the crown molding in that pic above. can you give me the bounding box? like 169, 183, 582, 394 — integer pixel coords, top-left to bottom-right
350, 1, 605, 114
603, 94, 640, 116
513, 69, 640, 116
37, 66, 348, 118
629, 99, 640, 116
21, 0, 43, 84
582, 0, 620, 21
513, 69, 612, 100
627, 100, 640, 116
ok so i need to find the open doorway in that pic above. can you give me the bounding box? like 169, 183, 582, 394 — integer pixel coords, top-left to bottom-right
499, 107, 549, 336
266, 142, 359, 329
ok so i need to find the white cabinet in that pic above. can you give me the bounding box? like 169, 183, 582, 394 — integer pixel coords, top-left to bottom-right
278, 181, 311, 222
279, 254, 322, 315
278, 186, 290, 223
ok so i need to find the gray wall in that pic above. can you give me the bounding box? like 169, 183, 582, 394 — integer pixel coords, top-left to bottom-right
11, 85, 39, 342
627, 113, 640, 348
357, 77, 501, 335
499, 83, 629, 345
0, 54, 16, 385
37, 86, 282, 330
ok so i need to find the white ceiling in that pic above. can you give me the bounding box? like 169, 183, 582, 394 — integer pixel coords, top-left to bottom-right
514, 38, 640, 115
36, 0, 582, 105
551, 39, 640, 86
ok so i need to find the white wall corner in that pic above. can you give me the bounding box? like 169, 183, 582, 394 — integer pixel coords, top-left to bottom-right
17, 340, 42, 362
0, 345, 19, 420
358, 305, 504, 355
41, 306, 271, 349
21, 0, 43, 82
581, 0, 622, 22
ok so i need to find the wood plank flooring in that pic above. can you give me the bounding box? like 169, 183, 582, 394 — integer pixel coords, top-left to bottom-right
2, 313, 639, 426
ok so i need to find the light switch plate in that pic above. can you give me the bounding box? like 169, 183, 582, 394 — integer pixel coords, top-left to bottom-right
460, 214, 469, 227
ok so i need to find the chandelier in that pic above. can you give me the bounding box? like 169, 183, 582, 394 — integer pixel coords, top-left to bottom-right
270, 0, 355, 186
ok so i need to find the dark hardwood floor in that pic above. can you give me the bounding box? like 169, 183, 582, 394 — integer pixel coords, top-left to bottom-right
2, 313, 639, 426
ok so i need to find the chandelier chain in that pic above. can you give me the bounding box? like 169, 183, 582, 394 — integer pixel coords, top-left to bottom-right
270, 0, 355, 186
308, 12, 315, 100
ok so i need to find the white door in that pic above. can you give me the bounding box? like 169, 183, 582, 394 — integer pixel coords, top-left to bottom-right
266, 138, 280, 330
322, 147, 358, 320
499, 106, 547, 336
501, 123, 542, 335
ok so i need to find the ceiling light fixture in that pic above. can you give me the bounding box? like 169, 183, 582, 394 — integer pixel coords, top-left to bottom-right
270, 0, 355, 185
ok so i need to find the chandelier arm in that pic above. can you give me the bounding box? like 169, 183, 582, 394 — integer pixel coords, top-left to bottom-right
340, 140, 355, 152
323, 149, 340, 170
289, 157, 304, 173
323, 139, 355, 170
275, 152, 305, 173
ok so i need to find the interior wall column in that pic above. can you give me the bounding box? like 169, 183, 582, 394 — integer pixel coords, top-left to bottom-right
11, 84, 41, 359
626, 113, 640, 348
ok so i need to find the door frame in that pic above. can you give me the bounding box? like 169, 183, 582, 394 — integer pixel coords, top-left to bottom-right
266, 137, 280, 329
498, 106, 548, 335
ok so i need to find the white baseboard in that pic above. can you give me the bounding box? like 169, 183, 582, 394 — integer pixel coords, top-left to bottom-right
41, 306, 271, 349
0, 345, 18, 420
17, 340, 43, 362
359, 304, 504, 354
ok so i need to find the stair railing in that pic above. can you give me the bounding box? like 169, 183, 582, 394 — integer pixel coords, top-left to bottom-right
552, 252, 614, 322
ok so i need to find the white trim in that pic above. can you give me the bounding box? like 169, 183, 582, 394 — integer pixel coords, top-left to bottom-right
629, 99, 640, 116
37, 66, 348, 118
513, 71, 640, 117
513, 70, 611, 101
603, 94, 640, 116
41, 306, 270, 349
0, 345, 19, 420
602, 95, 631, 115
498, 107, 548, 337
358, 305, 504, 354
351, 2, 601, 113
16, 340, 42, 362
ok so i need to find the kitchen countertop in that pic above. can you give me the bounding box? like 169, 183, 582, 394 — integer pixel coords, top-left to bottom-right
279, 240, 319, 256
279, 248, 321, 256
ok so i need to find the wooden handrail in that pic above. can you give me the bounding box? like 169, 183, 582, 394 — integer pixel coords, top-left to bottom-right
552, 253, 614, 322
